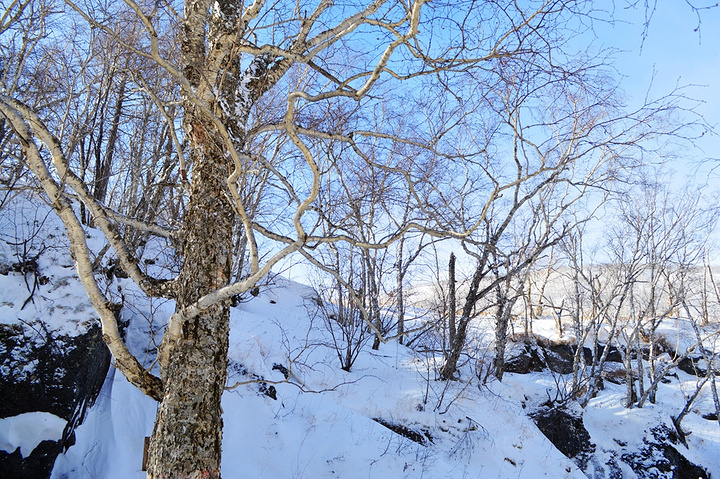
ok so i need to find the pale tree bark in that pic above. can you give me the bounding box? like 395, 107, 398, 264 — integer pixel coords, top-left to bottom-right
144, 0, 432, 473
146, 95, 233, 478
0, 97, 165, 400
492, 273, 522, 382
2, 0, 711, 476
396, 238, 406, 344
145, 0, 241, 475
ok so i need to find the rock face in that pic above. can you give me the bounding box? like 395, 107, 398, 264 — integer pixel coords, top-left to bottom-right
531, 407, 595, 470
620, 425, 709, 479
504, 339, 624, 376
532, 407, 709, 479
0, 321, 110, 478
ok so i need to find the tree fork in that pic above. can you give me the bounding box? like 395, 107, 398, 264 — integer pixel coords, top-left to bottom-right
146, 0, 235, 467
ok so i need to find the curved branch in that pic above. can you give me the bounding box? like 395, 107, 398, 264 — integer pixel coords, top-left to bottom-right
0, 98, 163, 401
3, 96, 175, 298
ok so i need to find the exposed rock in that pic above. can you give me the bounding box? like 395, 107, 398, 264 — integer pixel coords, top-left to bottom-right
0, 321, 110, 478
1, 440, 63, 479
505, 340, 621, 376
620, 424, 708, 479
676, 356, 707, 377
372, 418, 433, 445
505, 343, 546, 374
272, 363, 290, 379
227, 360, 279, 400
531, 406, 595, 470
532, 407, 709, 479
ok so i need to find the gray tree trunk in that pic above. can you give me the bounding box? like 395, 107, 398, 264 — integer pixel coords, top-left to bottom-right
146, 103, 233, 479
448, 252, 456, 348
146, 1, 236, 475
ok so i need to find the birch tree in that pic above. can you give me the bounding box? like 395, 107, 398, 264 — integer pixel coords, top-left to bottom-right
0, 0, 710, 477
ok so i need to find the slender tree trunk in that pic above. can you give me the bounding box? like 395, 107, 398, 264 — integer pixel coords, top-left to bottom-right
397, 271, 405, 345
554, 300, 565, 337
448, 252, 456, 348
441, 315, 469, 380
635, 328, 646, 401
570, 269, 583, 392
93, 79, 125, 205
441, 261, 485, 379
395, 239, 405, 344
363, 251, 381, 350
623, 342, 635, 408
493, 294, 513, 382
673, 373, 710, 442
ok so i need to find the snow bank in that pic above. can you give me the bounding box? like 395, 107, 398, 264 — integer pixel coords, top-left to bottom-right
0, 412, 66, 458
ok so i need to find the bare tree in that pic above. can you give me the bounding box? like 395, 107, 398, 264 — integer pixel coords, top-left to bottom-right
0, 0, 712, 476
436, 52, 675, 379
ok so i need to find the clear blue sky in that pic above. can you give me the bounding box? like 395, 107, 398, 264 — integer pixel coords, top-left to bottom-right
599, 3, 720, 188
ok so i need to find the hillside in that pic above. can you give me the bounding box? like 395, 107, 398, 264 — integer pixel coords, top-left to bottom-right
1, 193, 718, 478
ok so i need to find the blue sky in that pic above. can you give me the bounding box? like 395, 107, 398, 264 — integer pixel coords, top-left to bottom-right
599, 3, 720, 187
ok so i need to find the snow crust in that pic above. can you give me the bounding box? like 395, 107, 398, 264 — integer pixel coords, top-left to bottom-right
49, 275, 720, 478
0, 193, 106, 337
49, 277, 586, 478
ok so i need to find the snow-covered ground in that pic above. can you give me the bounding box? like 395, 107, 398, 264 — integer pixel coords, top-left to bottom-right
48, 277, 720, 478
0, 412, 66, 459
47, 278, 584, 479
2, 193, 719, 478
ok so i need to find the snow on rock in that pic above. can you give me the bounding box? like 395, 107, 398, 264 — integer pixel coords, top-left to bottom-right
4, 265, 714, 478
56, 276, 586, 478
0, 412, 66, 458
0, 192, 104, 337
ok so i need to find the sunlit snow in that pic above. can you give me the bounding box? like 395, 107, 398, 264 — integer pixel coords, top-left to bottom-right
0, 412, 66, 459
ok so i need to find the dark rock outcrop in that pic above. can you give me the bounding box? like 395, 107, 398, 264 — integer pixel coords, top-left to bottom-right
531, 407, 708, 479
620, 424, 708, 479
676, 356, 708, 377
0, 321, 111, 478
504, 343, 546, 374
505, 340, 621, 376
531, 406, 595, 470
372, 417, 433, 445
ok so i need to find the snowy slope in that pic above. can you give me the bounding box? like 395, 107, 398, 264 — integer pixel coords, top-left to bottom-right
52, 277, 585, 478
2, 192, 718, 478
0, 193, 101, 338
48, 273, 720, 478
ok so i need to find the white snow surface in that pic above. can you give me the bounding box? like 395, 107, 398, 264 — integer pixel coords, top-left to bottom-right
0, 412, 67, 458
0, 193, 109, 337
48, 275, 720, 478
47, 278, 585, 479
2, 193, 719, 478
